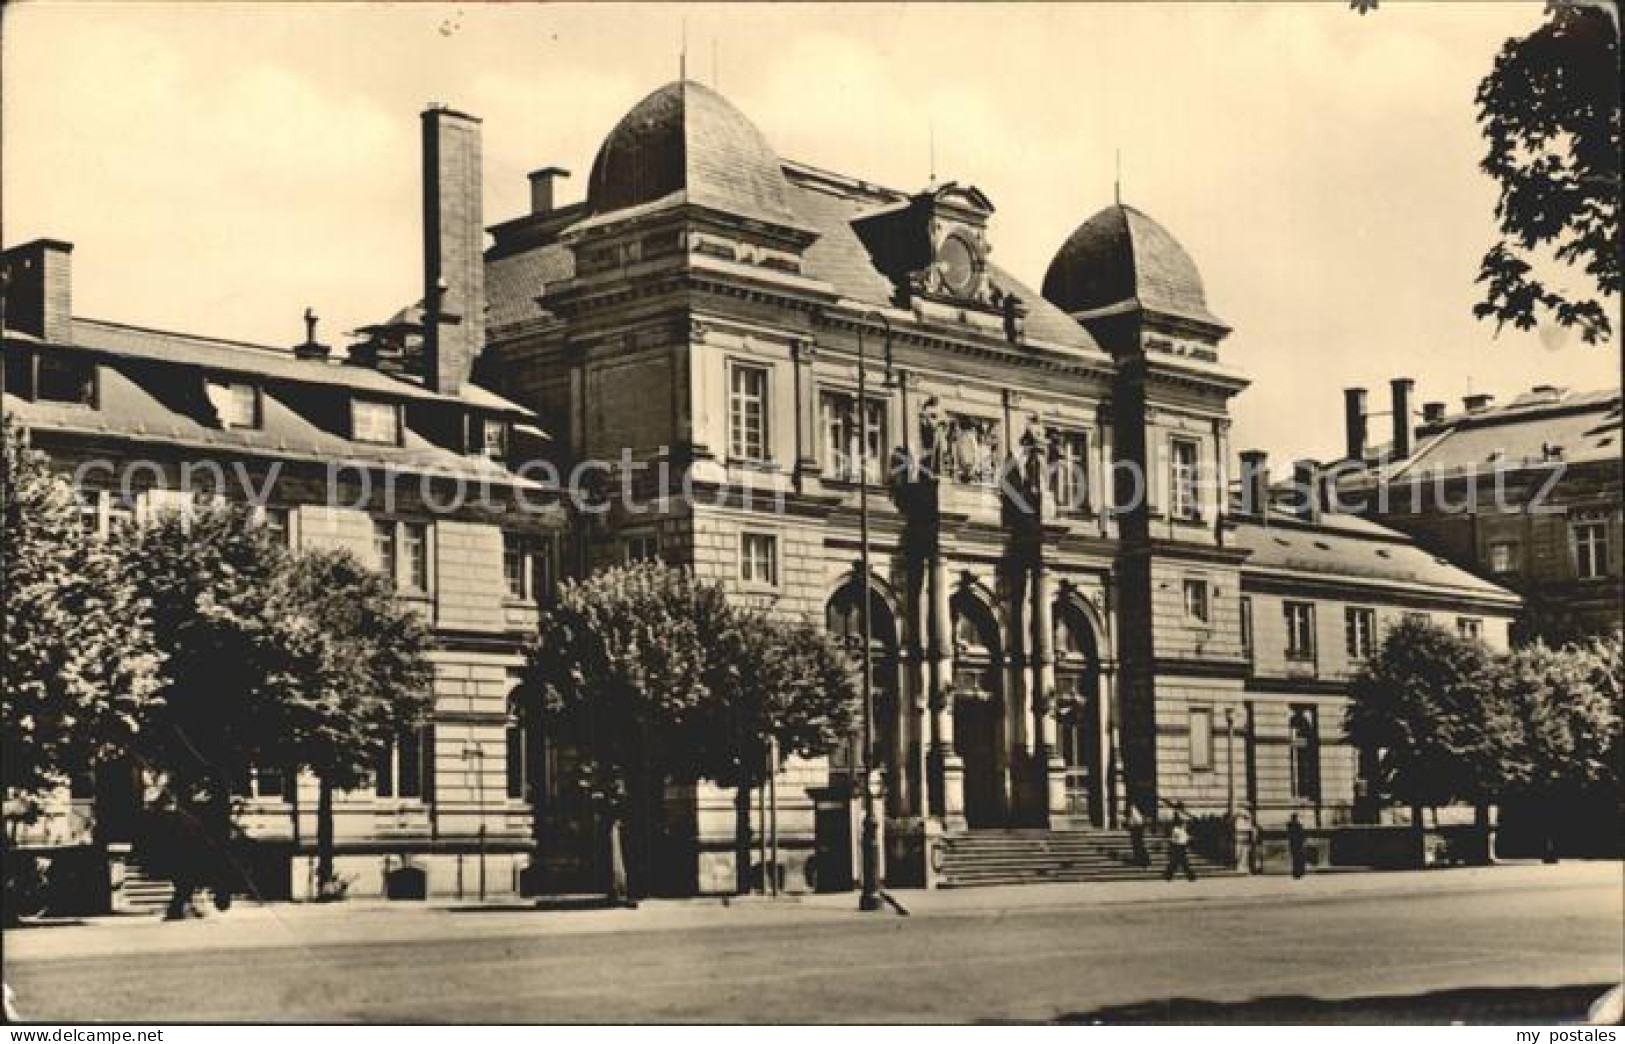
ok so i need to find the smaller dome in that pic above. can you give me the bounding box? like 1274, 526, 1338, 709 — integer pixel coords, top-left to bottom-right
586, 80, 798, 226
1042, 204, 1222, 327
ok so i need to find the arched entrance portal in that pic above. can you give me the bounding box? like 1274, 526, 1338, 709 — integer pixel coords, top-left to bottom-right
952, 592, 1005, 829
1054, 602, 1105, 826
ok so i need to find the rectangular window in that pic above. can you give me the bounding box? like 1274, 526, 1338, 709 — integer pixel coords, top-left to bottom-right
1572, 518, 1608, 579
740, 532, 778, 587
1489, 541, 1516, 574
208, 380, 260, 429
402, 522, 429, 592
1240, 596, 1253, 658
376, 727, 432, 800
352, 399, 401, 445
533, 536, 557, 606
481, 418, 508, 460
1188, 707, 1213, 772
1290, 707, 1321, 802
1169, 437, 1200, 521
1404, 612, 1430, 627
819, 390, 886, 483
107, 491, 137, 536
728, 364, 770, 462
262, 506, 292, 548
1457, 617, 1483, 640
503, 532, 530, 600
372, 519, 398, 582
1345, 607, 1376, 660
1182, 578, 1210, 623
36, 353, 96, 406
625, 534, 660, 563
1051, 430, 1091, 514
75, 488, 102, 536
1284, 601, 1316, 660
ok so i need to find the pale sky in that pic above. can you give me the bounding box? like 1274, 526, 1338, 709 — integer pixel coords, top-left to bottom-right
3, 1, 1618, 463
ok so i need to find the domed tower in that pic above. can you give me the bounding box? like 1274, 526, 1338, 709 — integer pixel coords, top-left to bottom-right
1042, 203, 1250, 820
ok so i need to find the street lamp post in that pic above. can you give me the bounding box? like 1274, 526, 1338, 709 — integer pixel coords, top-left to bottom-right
856, 311, 893, 913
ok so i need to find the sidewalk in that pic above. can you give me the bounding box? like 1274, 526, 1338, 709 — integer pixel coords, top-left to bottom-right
5, 860, 1617, 964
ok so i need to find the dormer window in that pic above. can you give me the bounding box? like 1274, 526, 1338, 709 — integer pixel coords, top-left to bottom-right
207, 380, 260, 429
352, 398, 401, 445
37, 353, 96, 406
481, 417, 508, 460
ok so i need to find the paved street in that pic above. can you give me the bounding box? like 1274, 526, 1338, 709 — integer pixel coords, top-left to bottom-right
4, 863, 1620, 1023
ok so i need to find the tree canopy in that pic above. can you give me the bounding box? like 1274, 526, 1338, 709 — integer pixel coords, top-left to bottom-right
1346, 618, 1517, 811
1496, 635, 1623, 801
1, 417, 163, 813
1475, 3, 1621, 344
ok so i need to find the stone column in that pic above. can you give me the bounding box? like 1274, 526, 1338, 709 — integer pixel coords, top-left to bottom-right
1101, 664, 1122, 827
928, 553, 963, 829
1032, 564, 1066, 827
792, 339, 820, 489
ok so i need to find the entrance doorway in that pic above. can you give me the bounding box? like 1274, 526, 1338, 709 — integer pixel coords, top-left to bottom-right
951, 592, 1006, 830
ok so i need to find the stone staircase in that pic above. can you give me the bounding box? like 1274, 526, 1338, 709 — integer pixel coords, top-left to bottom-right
117, 860, 175, 914
936, 829, 1240, 888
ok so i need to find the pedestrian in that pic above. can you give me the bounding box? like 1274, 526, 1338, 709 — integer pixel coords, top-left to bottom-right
1126, 802, 1149, 867
1164, 814, 1196, 882
1287, 813, 1308, 879
607, 815, 636, 909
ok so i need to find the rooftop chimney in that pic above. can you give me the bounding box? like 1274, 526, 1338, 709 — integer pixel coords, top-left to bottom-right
528, 167, 571, 216
1390, 377, 1414, 459
1, 239, 74, 344
422, 104, 485, 396
1239, 449, 1269, 518
1464, 392, 1495, 413
1292, 459, 1323, 524
1343, 387, 1368, 461
1421, 401, 1448, 425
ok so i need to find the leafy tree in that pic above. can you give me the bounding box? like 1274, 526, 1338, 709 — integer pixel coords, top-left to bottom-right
1346, 618, 1517, 826
524, 562, 860, 897
1, 416, 163, 816
1475, 3, 1621, 344
277, 549, 435, 897
697, 612, 859, 894
1495, 636, 1623, 856
524, 562, 729, 896
119, 502, 313, 914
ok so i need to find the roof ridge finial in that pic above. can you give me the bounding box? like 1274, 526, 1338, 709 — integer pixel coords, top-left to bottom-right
1115, 148, 1122, 206
679, 16, 687, 81
929, 118, 936, 187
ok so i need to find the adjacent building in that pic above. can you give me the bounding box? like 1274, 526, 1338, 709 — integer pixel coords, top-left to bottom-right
1331, 380, 1622, 642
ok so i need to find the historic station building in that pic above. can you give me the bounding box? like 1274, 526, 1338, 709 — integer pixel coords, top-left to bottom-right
470, 80, 1520, 890
4, 79, 1523, 902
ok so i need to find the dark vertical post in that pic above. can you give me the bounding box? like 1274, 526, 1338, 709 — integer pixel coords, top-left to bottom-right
857, 318, 881, 912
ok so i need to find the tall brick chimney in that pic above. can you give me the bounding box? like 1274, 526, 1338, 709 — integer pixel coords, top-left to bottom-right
1, 239, 74, 344
1343, 387, 1367, 461
1389, 377, 1414, 459
422, 105, 485, 396
1239, 449, 1269, 518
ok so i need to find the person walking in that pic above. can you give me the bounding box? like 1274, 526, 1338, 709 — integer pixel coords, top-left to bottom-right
1126, 802, 1149, 867
1164, 814, 1196, 882
1287, 813, 1309, 879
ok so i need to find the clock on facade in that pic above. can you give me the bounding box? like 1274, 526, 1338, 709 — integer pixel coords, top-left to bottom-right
938, 232, 980, 297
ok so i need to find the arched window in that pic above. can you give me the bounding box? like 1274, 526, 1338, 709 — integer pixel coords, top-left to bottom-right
1289, 707, 1321, 802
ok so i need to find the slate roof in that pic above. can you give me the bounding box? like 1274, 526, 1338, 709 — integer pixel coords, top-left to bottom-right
1234, 509, 1519, 604
1041, 203, 1225, 328
70, 318, 532, 415
586, 80, 802, 229
1350, 386, 1621, 483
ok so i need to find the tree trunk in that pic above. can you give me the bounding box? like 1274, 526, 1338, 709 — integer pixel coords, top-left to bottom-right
316, 777, 336, 897
734, 781, 752, 895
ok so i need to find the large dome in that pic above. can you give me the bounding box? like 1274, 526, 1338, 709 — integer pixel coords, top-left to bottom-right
1041, 204, 1222, 327
586, 80, 798, 226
